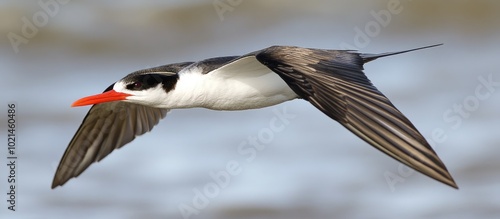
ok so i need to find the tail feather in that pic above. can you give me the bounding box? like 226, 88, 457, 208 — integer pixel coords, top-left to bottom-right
360, 44, 443, 63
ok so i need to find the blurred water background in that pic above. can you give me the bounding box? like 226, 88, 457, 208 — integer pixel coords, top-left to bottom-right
1, 0, 500, 218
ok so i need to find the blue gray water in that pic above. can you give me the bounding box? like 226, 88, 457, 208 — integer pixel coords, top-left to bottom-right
1, 1, 500, 218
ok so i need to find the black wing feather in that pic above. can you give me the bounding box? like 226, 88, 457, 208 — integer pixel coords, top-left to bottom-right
51, 101, 168, 188
256, 46, 457, 188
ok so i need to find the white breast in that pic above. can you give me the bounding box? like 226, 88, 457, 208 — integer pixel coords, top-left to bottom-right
160, 56, 298, 110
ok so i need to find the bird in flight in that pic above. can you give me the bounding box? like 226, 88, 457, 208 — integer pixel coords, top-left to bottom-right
51, 44, 457, 189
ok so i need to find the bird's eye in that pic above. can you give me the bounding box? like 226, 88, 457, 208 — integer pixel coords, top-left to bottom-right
126, 82, 143, 90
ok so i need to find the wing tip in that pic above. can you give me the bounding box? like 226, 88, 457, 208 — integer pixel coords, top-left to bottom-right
448, 180, 459, 189
51, 182, 59, 189
406, 152, 458, 189
51, 171, 70, 189
51, 176, 63, 189
438, 168, 459, 189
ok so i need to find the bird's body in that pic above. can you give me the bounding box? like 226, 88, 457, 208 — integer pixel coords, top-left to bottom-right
134, 55, 298, 110
52, 44, 458, 189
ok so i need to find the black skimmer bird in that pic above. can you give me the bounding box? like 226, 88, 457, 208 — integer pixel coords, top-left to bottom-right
51, 44, 457, 189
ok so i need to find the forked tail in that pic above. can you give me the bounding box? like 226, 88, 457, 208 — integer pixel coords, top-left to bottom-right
360, 44, 443, 63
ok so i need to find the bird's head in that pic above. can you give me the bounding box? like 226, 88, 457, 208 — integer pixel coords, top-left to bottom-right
71, 72, 179, 108
71, 62, 194, 107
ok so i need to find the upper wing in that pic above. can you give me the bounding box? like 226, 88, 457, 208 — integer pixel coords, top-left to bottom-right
255, 46, 457, 188
51, 101, 168, 188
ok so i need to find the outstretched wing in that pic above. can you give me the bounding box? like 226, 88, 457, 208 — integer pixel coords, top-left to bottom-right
51, 96, 168, 188
255, 46, 457, 188
52, 63, 193, 188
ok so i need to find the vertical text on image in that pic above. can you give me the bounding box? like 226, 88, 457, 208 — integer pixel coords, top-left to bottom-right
6, 103, 17, 211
